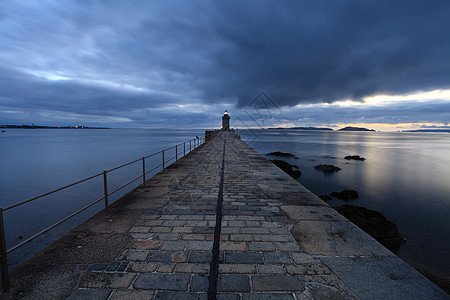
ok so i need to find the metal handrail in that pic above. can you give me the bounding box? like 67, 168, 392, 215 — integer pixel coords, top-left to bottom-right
3, 172, 103, 211
0, 135, 205, 292
107, 157, 142, 173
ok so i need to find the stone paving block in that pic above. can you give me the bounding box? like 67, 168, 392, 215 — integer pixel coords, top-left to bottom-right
110, 289, 155, 300
252, 275, 305, 292
173, 226, 194, 233
128, 240, 162, 250
128, 261, 158, 272
238, 215, 266, 221
151, 226, 172, 233
117, 262, 129, 272
185, 240, 213, 250
242, 293, 295, 300
252, 234, 292, 242
161, 240, 188, 251
221, 227, 240, 234
146, 250, 188, 263
66, 288, 112, 300
260, 221, 278, 228
89, 263, 108, 271
145, 220, 164, 226
181, 234, 206, 240
269, 227, 290, 234
304, 283, 356, 300
320, 256, 448, 299
134, 273, 190, 290
190, 274, 209, 292
141, 214, 160, 219
154, 291, 199, 300
285, 264, 331, 275
220, 241, 248, 251
179, 215, 203, 220
216, 293, 240, 300
229, 234, 253, 241
227, 220, 245, 227
157, 263, 175, 272
219, 233, 228, 241
257, 264, 285, 274
225, 252, 264, 264
80, 272, 136, 288
105, 262, 120, 272
162, 220, 186, 226
130, 233, 154, 239
248, 241, 276, 251
275, 241, 301, 252
263, 252, 293, 264
188, 251, 212, 263
154, 233, 181, 240
245, 220, 261, 227
193, 226, 215, 234
240, 227, 270, 234
174, 263, 209, 273
129, 226, 150, 233
160, 215, 178, 220
290, 252, 316, 264
219, 264, 257, 274
186, 220, 208, 227
118, 249, 149, 261
217, 274, 251, 292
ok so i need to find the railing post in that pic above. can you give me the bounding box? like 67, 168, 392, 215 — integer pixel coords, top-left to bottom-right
184, 142, 186, 157
103, 171, 109, 216
176, 145, 178, 163
162, 150, 165, 172
142, 157, 146, 186
0, 207, 10, 292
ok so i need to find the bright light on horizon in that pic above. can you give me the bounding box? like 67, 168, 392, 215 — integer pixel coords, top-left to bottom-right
294, 89, 450, 109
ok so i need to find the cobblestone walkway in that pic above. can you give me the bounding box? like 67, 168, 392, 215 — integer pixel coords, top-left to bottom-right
7, 131, 447, 299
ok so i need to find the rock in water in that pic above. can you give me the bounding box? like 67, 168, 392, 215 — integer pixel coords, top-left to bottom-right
292, 170, 302, 178
314, 164, 341, 172
334, 205, 404, 251
266, 151, 295, 157
345, 155, 365, 161
330, 190, 359, 200
270, 160, 302, 179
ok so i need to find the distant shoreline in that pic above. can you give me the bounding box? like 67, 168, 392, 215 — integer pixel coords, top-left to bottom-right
0, 125, 111, 129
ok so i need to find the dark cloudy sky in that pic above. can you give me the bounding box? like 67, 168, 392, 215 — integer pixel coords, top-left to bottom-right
1, 1, 449, 130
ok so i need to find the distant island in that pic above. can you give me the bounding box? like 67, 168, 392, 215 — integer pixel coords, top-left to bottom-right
266, 127, 334, 131
0, 125, 111, 129
402, 129, 450, 133
338, 126, 375, 132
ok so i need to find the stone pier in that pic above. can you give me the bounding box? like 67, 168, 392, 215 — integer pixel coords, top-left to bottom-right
5, 131, 447, 299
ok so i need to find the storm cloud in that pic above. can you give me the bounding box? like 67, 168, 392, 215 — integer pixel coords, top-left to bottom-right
0, 0, 449, 128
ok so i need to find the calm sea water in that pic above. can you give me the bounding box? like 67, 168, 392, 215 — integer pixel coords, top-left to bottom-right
0, 128, 204, 268
238, 129, 450, 280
